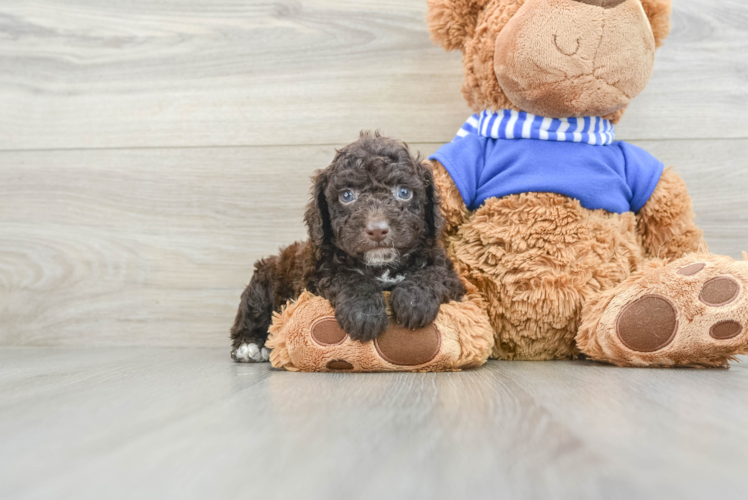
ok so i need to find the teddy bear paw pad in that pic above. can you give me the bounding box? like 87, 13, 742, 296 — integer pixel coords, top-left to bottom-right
616, 295, 678, 352
374, 321, 441, 366
588, 255, 748, 367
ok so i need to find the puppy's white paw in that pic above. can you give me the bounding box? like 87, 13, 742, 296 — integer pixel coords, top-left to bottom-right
232, 342, 269, 363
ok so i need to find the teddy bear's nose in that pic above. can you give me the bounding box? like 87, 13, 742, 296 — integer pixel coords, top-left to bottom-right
572, 0, 627, 8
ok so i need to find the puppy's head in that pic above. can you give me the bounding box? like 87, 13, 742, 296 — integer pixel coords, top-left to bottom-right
305, 131, 443, 266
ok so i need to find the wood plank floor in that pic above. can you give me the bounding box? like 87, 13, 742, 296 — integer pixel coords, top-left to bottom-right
1, 347, 747, 500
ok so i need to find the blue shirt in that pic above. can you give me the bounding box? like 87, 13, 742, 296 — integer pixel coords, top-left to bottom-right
429, 112, 664, 214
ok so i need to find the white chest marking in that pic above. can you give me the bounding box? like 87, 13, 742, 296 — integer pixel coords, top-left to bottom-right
377, 269, 406, 286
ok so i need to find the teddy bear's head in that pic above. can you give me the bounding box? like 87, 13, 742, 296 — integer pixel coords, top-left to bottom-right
427, 0, 672, 123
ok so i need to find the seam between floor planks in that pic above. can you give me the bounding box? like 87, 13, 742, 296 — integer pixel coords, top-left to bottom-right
0, 135, 748, 155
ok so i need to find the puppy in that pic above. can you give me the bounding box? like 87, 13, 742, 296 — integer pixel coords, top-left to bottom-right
230, 132, 466, 362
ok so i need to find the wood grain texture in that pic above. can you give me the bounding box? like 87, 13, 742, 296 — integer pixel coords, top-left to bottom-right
1, 348, 747, 500
0, 0, 469, 150
0, 0, 746, 150
1, 139, 747, 347
0, 144, 329, 347
616, 0, 748, 141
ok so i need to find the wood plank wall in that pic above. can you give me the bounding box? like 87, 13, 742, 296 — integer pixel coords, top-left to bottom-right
1, 0, 747, 347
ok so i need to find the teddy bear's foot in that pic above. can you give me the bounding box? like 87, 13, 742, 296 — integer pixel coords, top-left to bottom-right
266, 291, 494, 372
577, 254, 748, 368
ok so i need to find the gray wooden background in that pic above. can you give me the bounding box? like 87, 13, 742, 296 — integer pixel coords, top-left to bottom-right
1, 0, 746, 348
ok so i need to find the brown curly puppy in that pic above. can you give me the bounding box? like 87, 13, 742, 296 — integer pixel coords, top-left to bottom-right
230, 132, 466, 362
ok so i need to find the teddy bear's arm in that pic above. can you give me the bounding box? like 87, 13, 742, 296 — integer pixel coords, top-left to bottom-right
428, 159, 471, 236
636, 167, 706, 260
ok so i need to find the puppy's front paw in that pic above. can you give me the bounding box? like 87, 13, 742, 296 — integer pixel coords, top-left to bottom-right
391, 281, 440, 330
232, 342, 270, 363
335, 295, 389, 342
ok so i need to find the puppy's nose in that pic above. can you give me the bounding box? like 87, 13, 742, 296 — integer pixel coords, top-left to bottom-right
365, 220, 390, 243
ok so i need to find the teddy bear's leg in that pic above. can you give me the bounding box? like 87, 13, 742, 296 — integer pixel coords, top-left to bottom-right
637, 167, 706, 260
448, 193, 643, 361
577, 254, 748, 368
428, 160, 471, 237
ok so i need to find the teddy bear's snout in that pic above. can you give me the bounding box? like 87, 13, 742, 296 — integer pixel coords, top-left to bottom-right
494, 0, 655, 118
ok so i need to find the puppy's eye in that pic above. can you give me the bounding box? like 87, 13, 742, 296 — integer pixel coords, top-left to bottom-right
339, 190, 357, 204
395, 187, 412, 201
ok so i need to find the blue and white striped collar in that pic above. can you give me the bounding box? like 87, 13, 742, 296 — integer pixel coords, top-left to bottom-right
456, 109, 615, 146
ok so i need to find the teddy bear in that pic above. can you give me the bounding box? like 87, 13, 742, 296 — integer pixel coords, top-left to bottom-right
268, 289, 494, 372
424, 0, 748, 367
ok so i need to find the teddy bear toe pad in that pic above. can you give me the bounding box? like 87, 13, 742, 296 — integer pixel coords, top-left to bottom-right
311, 318, 347, 346
326, 359, 354, 371
710, 321, 743, 340
699, 276, 740, 307
374, 323, 441, 366
586, 255, 748, 367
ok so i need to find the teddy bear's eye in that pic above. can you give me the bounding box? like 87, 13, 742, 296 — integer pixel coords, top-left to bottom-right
395, 187, 412, 201
339, 190, 357, 204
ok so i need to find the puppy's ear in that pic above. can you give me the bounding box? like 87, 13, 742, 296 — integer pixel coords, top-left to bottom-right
420, 161, 445, 240
304, 168, 333, 251
306, 148, 350, 253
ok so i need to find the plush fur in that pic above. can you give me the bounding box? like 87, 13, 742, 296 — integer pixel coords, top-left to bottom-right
427, 0, 748, 367
230, 132, 466, 361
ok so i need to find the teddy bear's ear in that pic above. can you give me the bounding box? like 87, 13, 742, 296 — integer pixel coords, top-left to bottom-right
640, 0, 672, 48
426, 0, 485, 51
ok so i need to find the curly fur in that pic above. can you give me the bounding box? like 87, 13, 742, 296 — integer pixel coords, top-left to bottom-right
445, 187, 643, 360
636, 167, 706, 259
230, 133, 466, 358
428, 159, 471, 236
